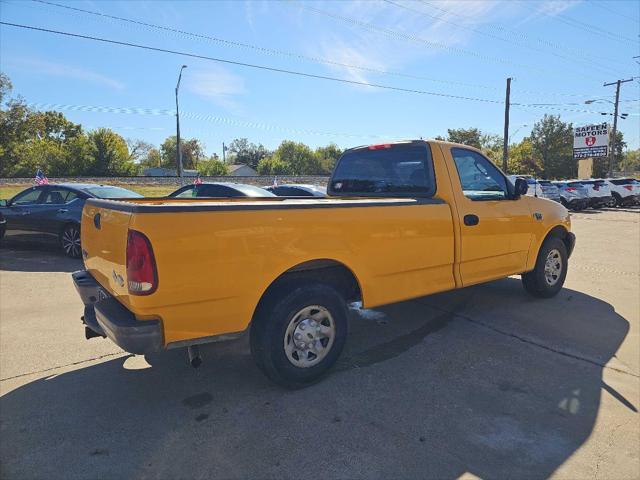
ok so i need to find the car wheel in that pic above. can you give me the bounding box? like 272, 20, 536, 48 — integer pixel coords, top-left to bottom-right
250, 281, 348, 388
60, 224, 81, 258
612, 192, 623, 207
522, 237, 568, 298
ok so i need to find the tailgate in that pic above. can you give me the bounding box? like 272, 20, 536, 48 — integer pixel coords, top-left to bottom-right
81, 200, 132, 300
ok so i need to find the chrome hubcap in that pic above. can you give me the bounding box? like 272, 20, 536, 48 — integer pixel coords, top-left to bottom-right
544, 249, 562, 286
63, 227, 80, 257
284, 305, 335, 368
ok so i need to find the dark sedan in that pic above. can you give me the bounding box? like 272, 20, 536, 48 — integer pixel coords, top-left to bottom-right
168, 182, 276, 198
0, 183, 141, 257
264, 184, 327, 197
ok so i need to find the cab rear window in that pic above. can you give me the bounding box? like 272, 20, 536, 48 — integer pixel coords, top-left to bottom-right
328, 143, 435, 197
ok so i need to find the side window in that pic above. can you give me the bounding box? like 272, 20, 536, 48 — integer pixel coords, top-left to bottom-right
451, 148, 508, 201
43, 188, 77, 204
174, 186, 197, 198
11, 188, 44, 205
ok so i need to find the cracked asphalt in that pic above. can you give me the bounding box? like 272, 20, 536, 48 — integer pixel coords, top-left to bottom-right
1, 208, 638, 479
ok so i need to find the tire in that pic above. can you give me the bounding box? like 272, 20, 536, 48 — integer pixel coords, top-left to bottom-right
522, 237, 568, 298
60, 223, 81, 258
250, 281, 348, 388
612, 192, 623, 207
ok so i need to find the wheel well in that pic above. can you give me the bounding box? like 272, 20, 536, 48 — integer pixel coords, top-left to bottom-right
252, 259, 362, 321
544, 225, 571, 252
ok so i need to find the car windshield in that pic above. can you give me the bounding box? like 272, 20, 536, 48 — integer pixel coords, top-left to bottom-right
83, 186, 143, 198
231, 184, 276, 197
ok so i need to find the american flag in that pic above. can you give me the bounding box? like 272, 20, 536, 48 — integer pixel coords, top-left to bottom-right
34, 169, 49, 185
194, 175, 203, 185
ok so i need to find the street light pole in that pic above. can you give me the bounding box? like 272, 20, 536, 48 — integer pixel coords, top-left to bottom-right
502, 77, 511, 173
175, 65, 187, 185
603, 78, 632, 177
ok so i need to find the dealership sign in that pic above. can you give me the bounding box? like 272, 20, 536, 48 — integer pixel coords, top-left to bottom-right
573, 123, 609, 159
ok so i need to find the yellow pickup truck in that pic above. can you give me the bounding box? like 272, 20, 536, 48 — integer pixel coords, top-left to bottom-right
72, 140, 574, 387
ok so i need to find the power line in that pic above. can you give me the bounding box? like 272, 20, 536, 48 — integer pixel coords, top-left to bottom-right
383, 0, 627, 78
0, 21, 507, 104
300, 4, 557, 75
588, 0, 640, 25
28, 0, 497, 92
539, 7, 636, 45
20, 0, 626, 100
416, 0, 631, 70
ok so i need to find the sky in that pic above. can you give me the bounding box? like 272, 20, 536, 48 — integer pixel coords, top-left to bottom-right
0, 0, 638, 159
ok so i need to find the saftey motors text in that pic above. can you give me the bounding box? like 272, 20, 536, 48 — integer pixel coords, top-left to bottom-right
574, 123, 608, 137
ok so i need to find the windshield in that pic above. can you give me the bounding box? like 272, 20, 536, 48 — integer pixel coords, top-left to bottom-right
330, 143, 435, 196
231, 184, 276, 197
84, 186, 143, 198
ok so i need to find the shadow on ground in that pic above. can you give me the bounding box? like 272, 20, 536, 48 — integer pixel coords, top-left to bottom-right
0, 243, 81, 273
0, 278, 632, 479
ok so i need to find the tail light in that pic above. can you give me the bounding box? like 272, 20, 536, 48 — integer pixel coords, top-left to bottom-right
126, 229, 158, 295
623, 185, 633, 191
368, 144, 392, 150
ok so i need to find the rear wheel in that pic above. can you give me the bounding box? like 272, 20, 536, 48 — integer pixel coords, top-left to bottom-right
60, 224, 81, 258
522, 237, 568, 298
612, 192, 623, 207
250, 281, 348, 388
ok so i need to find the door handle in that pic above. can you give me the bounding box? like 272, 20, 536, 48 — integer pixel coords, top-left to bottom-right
464, 214, 479, 226
58, 208, 68, 213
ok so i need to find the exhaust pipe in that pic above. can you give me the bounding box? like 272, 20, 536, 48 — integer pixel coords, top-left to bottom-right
187, 345, 202, 368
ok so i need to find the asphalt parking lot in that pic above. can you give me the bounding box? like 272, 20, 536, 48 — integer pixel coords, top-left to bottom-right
1, 208, 638, 479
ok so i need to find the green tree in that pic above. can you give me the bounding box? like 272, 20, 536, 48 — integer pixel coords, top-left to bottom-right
257, 156, 293, 175
621, 147, 640, 174
272, 140, 320, 174
446, 128, 482, 149
160, 136, 205, 170
87, 128, 135, 176
507, 138, 542, 175
198, 155, 229, 176
227, 138, 269, 169
529, 115, 574, 178
315, 143, 342, 174
592, 131, 626, 178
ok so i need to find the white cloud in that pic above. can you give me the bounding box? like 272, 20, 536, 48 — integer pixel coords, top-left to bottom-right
6, 57, 125, 90
185, 67, 246, 113
536, 0, 582, 16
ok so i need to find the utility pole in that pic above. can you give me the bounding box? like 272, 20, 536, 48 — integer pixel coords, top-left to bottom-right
222, 142, 226, 164
502, 77, 511, 173
175, 65, 188, 185
603, 78, 632, 177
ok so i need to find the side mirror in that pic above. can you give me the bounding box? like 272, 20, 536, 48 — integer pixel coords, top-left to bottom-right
0, 199, 7, 207
514, 178, 528, 197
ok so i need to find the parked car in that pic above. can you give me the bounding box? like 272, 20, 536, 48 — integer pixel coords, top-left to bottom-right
73, 140, 574, 388
168, 182, 276, 198
507, 176, 560, 203
578, 179, 614, 208
553, 181, 590, 211
603, 178, 640, 206
0, 184, 142, 257
536, 180, 561, 203
265, 184, 327, 197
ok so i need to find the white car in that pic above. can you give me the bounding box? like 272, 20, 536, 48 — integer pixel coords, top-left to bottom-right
602, 178, 640, 207
578, 179, 615, 208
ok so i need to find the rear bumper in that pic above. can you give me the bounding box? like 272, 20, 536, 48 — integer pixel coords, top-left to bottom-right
72, 270, 163, 354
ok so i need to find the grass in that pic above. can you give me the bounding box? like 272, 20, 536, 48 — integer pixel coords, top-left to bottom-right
0, 184, 176, 200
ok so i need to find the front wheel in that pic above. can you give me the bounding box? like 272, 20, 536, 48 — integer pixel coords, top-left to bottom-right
60, 224, 81, 258
250, 281, 348, 388
522, 237, 568, 298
